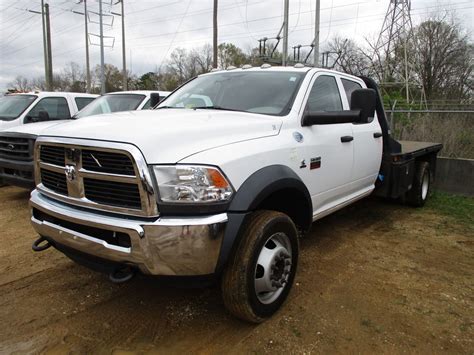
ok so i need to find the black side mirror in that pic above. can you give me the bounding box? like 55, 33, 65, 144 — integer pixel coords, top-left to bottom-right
302, 110, 361, 126
149, 93, 162, 108
38, 110, 50, 122
350, 89, 376, 123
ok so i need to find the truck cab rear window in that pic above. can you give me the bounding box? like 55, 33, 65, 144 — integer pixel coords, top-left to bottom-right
341, 78, 362, 105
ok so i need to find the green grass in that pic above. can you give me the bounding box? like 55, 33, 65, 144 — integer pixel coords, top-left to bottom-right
426, 191, 474, 232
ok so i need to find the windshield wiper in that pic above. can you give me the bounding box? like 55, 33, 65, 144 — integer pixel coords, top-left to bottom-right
156, 106, 183, 109
192, 106, 246, 113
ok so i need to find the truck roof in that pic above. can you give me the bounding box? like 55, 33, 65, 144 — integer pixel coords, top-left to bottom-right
199, 65, 361, 81
6, 91, 98, 98
107, 90, 171, 96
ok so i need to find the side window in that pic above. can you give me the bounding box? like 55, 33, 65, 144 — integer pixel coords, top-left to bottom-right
141, 98, 152, 110
306, 75, 342, 112
341, 78, 362, 106
75, 97, 95, 111
27, 97, 71, 120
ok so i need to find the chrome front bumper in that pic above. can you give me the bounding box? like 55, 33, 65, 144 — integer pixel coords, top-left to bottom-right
30, 190, 227, 276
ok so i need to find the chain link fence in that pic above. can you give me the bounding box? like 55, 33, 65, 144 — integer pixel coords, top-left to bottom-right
386, 110, 474, 159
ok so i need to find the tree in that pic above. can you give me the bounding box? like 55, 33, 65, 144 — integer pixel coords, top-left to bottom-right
93, 64, 123, 93
62, 62, 86, 92
8, 76, 31, 92
136, 72, 160, 90
409, 17, 473, 100
326, 37, 370, 76
218, 43, 248, 68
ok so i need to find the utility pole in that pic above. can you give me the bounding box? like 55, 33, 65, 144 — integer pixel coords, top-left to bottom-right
84, 0, 91, 93
282, 0, 289, 66
45, 3, 53, 90
40, 0, 49, 90
99, 0, 105, 94
73, 1, 91, 92
120, 0, 127, 90
314, 0, 320, 67
213, 0, 218, 68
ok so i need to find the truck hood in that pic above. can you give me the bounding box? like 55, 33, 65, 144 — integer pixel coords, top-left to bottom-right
0, 120, 70, 136
41, 109, 282, 163
0, 119, 20, 131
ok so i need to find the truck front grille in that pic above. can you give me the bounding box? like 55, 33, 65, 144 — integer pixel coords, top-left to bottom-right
35, 140, 158, 217
83, 178, 142, 209
40, 145, 65, 166
82, 150, 135, 176
0, 135, 34, 161
41, 169, 68, 195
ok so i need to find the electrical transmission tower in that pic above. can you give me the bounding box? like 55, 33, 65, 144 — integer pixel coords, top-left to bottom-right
372, 0, 425, 107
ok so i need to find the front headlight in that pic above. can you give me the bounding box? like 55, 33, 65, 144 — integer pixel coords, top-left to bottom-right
152, 165, 233, 203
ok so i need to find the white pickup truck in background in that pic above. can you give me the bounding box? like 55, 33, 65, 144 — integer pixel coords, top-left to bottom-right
0, 91, 98, 130
0, 90, 169, 188
29, 66, 441, 323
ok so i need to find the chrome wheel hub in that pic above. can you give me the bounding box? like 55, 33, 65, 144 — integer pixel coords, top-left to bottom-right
254, 232, 292, 304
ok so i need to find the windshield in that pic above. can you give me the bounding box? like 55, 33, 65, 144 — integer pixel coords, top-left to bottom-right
159, 71, 306, 116
0, 95, 37, 121
75, 93, 145, 118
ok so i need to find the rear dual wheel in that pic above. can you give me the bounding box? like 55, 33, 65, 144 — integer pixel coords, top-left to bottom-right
221, 210, 299, 323
407, 161, 431, 207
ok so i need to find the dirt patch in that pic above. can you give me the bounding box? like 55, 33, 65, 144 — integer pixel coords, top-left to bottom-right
0, 186, 472, 354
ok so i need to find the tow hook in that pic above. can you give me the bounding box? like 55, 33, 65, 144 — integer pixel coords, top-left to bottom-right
109, 266, 135, 284
32, 236, 52, 252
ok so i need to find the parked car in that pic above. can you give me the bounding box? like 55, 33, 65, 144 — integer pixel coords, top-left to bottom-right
0, 90, 169, 188
29, 66, 441, 323
0, 91, 98, 130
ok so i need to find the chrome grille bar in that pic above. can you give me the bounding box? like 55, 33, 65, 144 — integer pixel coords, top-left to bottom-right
34, 137, 158, 217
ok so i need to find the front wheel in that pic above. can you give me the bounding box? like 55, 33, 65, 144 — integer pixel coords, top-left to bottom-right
221, 210, 299, 323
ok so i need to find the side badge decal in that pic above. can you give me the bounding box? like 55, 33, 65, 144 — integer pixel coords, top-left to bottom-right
300, 159, 307, 169
310, 157, 321, 170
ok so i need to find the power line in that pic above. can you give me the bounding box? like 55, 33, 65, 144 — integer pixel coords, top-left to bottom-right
127, 4, 474, 51
126, 2, 473, 45
157, 0, 193, 71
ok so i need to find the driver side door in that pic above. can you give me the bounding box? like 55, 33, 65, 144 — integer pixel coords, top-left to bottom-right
299, 73, 355, 217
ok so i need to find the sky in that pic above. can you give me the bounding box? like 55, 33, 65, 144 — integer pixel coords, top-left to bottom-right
0, 0, 472, 91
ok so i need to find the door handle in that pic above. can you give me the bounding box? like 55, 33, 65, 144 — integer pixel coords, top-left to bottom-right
340, 136, 354, 143
373, 132, 383, 138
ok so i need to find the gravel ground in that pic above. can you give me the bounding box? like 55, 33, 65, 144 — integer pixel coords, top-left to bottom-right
0, 186, 472, 354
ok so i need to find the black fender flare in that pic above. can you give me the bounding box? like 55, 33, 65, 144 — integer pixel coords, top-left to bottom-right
215, 165, 312, 273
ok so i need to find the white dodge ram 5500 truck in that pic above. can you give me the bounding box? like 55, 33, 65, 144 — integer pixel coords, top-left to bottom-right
30, 67, 442, 322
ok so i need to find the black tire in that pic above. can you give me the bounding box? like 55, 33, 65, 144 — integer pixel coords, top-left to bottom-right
221, 210, 299, 323
407, 161, 431, 207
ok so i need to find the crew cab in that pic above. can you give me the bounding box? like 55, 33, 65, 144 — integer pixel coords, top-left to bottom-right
29, 66, 442, 323
0, 90, 169, 188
